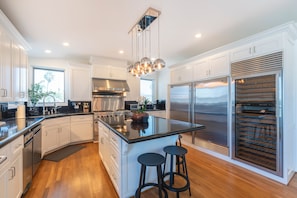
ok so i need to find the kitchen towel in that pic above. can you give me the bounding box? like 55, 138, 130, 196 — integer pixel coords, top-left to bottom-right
16, 105, 26, 118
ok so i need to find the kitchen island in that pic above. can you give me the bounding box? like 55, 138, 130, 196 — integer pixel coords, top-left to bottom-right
98, 115, 204, 198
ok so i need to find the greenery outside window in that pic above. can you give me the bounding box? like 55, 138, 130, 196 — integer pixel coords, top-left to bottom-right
33, 67, 65, 103
140, 79, 153, 102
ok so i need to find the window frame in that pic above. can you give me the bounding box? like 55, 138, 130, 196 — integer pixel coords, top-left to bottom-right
31, 66, 67, 106
140, 78, 155, 103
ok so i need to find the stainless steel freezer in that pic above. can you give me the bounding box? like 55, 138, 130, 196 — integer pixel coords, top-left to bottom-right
169, 77, 228, 147
193, 77, 228, 147
169, 83, 192, 123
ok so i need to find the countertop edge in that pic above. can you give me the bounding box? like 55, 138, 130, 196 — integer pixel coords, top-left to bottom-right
99, 119, 205, 144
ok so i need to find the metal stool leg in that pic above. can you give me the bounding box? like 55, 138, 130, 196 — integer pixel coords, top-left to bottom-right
183, 155, 191, 196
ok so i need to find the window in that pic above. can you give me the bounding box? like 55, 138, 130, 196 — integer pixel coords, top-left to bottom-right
140, 79, 153, 102
33, 67, 65, 103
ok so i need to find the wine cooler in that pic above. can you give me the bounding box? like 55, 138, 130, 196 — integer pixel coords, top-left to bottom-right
231, 52, 283, 176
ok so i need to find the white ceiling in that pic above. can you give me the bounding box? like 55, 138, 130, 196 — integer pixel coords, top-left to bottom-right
0, 0, 296, 67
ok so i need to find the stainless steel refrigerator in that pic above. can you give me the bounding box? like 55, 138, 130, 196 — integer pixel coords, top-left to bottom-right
170, 77, 228, 147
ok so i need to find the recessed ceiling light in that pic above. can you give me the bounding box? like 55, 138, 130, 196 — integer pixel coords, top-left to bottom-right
45, 50, 52, 54
63, 42, 69, 47
195, 33, 202, 38
119, 50, 124, 54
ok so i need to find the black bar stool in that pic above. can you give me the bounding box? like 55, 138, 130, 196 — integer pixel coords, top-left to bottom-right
163, 145, 191, 198
176, 135, 185, 173
135, 153, 168, 198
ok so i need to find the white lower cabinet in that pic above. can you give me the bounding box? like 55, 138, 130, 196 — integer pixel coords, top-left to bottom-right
0, 167, 7, 198
7, 154, 22, 198
0, 135, 23, 198
98, 122, 121, 194
42, 117, 70, 156
70, 115, 93, 143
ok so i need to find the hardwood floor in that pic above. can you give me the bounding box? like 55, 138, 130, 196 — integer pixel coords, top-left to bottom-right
24, 143, 297, 198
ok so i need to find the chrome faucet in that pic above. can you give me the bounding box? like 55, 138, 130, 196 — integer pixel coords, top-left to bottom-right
43, 94, 56, 115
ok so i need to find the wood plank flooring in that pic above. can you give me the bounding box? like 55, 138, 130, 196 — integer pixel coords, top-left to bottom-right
24, 143, 297, 198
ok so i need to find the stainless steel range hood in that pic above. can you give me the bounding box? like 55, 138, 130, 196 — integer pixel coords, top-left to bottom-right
92, 78, 130, 94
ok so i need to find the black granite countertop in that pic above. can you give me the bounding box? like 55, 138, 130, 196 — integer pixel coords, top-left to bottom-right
0, 112, 93, 148
99, 115, 205, 144
0, 117, 44, 148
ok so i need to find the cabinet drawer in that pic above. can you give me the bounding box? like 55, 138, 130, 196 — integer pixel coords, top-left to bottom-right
10, 136, 23, 158
0, 144, 10, 169
110, 145, 120, 169
109, 162, 120, 194
71, 115, 93, 122
109, 132, 121, 150
42, 117, 70, 127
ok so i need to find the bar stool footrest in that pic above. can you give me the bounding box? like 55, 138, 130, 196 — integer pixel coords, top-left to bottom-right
135, 183, 168, 198
163, 172, 190, 193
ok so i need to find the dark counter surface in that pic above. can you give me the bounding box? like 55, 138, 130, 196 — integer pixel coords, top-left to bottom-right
99, 115, 205, 144
0, 112, 93, 148
0, 117, 44, 147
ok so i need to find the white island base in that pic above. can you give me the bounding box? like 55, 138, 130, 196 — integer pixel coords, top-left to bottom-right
98, 122, 178, 198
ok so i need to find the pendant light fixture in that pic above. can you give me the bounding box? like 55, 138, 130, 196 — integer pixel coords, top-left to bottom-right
127, 8, 165, 77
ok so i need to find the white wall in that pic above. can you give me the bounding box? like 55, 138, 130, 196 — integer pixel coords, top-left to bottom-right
157, 68, 170, 101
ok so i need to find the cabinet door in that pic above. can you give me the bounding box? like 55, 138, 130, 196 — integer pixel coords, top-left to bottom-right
209, 53, 229, 78
7, 154, 22, 198
59, 125, 71, 146
230, 43, 253, 62
109, 66, 127, 80
42, 126, 59, 153
98, 122, 104, 158
171, 65, 193, 84
253, 34, 283, 57
193, 60, 209, 81
92, 65, 110, 78
0, 29, 13, 101
19, 49, 28, 101
70, 67, 91, 101
11, 42, 21, 101
70, 115, 93, 142
0, 168, 7, 198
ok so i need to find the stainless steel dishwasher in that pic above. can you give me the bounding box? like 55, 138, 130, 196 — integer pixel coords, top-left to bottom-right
32, 124, 41, 176
23, 129, 33, 194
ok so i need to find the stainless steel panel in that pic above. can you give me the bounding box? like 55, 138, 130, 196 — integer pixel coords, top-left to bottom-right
231, 51, 282, 78
92, 96, 124, 112
33, 125, 41, 176
92, 78, 130, 93
169, 83, 192, 122
23, 137, 33, 193
193, 77, 228, 147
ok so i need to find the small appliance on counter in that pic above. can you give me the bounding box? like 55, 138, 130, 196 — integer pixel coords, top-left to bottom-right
125, 101, 138, 111
156, 100, 166, 110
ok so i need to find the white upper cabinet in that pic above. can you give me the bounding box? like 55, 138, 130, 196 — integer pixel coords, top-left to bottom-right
70, 65, 91, 101
0, 11, 29, 102
0, 25, 13, 101
170, 64, 193, 84
230, 34, 283, 62
193, 52, 230, 81
12, 41, 28, 101
92, 65, 127, 80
